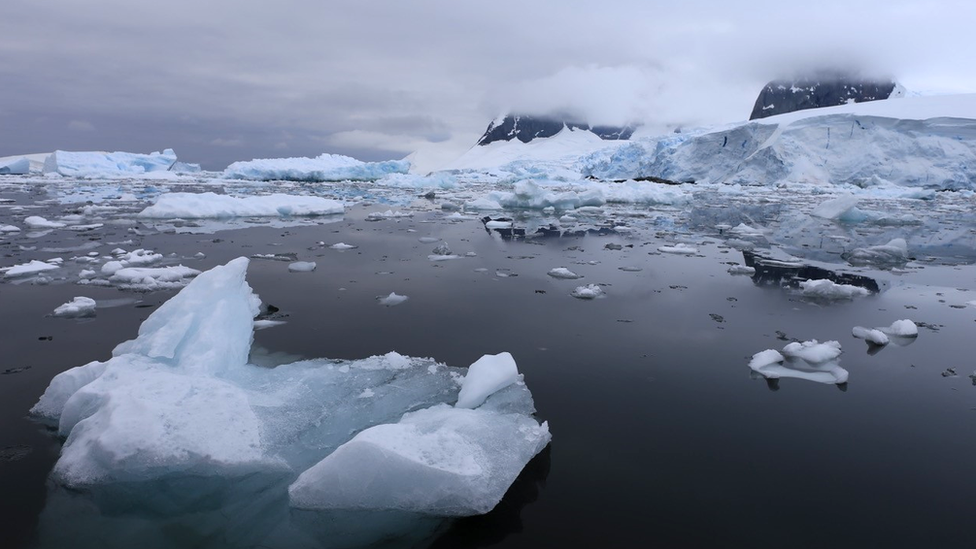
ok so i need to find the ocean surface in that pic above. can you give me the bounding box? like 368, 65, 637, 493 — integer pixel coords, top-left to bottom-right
2, 180, 975, 548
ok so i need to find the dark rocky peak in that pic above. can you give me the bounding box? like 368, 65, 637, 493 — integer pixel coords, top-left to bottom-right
750, 75, 902, 120
477, 115, 636, 146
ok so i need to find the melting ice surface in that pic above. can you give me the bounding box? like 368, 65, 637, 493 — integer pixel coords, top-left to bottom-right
31, 258, 550, 520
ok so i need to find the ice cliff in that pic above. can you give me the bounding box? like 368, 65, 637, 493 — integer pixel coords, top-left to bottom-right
31, 258, 549, 516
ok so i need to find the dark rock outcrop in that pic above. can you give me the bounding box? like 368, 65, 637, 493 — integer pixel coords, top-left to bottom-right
750, 76, 900, 120
477, 115, 636, 146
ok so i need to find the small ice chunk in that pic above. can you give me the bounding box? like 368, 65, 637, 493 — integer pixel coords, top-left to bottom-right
484, 220, 512, 229
53, 297, 97, 318
547, 267, 582, 279
852, 326, 889, 346
377, 292, 409, 306
4, 260, 60, 277
288, 261, 317, 272
658, 243, 698, 255
881, 319, 918, 337
571, 284, 605, 299
0, 225, 21, 232
456, 352, 519, 409
24, 216, 66, 229
781, 340, 842, 364
418, 237, 440, 244
799, 279, 870, 299
329, 243, 357, 250
727, 265, 756, 275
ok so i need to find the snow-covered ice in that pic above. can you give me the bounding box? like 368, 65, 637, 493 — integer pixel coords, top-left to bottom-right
24, 216, 66, 229
288, 261, 317, 272
455, 352, 520, 409
547, 267, 583, 279
223, 153, 408, 182
3, 260, 60, 278
0, 156, 30, 175
31, 258, 549, 517
799, 279, 871, 300
881, 319, 918, 337
571, 284, 605, 299
329, 242, 358, 250
43, 149, 177, 177
53, 297, 97, 318
658, 243, 698, 255
104, 265, 201, 290
852, 326, 889, 346
377, 292, 409, 306
139, 193, 344, 219
749, 340, 848, 385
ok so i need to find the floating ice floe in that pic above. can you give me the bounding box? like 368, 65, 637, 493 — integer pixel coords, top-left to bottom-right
799, 279, 871, 300
3, 260, 60, 278
43, 149, 177, 177
429, 242, 461, 261
844, 238, 908, 268
24, 216, 66, 229
53, 297, 97, 318
31, 258, 549, 517
101, 249, 163, 275
571, 284, 605, 299
852, 326, 889, 346
727, 265, 756, 275
658, 243, 698, 255
328, 242, 357, 250
104, 265, 201, 291
749, 340, 848, 386
880, 319, 918, 337
366, 210, 413, 221
223, 153, 408, 182
547, 267, 583, 279
377, 292, 409, 306
139, 193, 344, 219
288, 261, 317, 272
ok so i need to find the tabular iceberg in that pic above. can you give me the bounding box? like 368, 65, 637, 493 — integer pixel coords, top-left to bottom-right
43, 149, 178, 177
138, 192, 345, 219
31, 257, 549, 517
222, 153, 409, 182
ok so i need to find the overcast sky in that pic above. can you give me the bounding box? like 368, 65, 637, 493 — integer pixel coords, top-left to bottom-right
2, 0, 975, 169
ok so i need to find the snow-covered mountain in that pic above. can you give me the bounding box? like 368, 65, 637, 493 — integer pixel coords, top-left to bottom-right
476, 115, 636, 146
750, 75, 904, 120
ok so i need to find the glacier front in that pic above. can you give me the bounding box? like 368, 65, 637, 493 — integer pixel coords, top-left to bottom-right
31, 257, 549, 517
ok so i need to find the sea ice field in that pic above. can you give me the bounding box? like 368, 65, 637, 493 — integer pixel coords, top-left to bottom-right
2, 129, 976, 547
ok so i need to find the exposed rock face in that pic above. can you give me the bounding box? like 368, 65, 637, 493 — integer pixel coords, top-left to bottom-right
750, 77, 902, 120
477, 115, 636, 146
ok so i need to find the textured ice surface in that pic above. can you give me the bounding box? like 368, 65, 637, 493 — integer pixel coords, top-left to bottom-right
43, 149, 177, 177
288, 261, 317, 272
0, 156, 30, 174
223, 153, 408, 182
852, 326, 889, 346
455, 352, 520, 409
32, 258, 548, 517
658, 243, 698, 255
25, 216, 66, 229
3, 260, 60, 277
53, 297, 97, 318
799, 279, 871, 300
377, 292, 409, 306
571, 284, 605, 299
547, 267, 582, 279
750, 340, 848, 385
882, 319, 918, 337
139, 192, 344, 219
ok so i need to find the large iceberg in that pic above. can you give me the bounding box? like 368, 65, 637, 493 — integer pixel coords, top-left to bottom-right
579, 94, 976, 190
0, 156, 30, 174
31, 258, 549, 516
222, 153, 409, 182
43, 149, 178, 177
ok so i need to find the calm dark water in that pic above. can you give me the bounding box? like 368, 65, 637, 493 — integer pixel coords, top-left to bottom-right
2, 197, 975, 548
